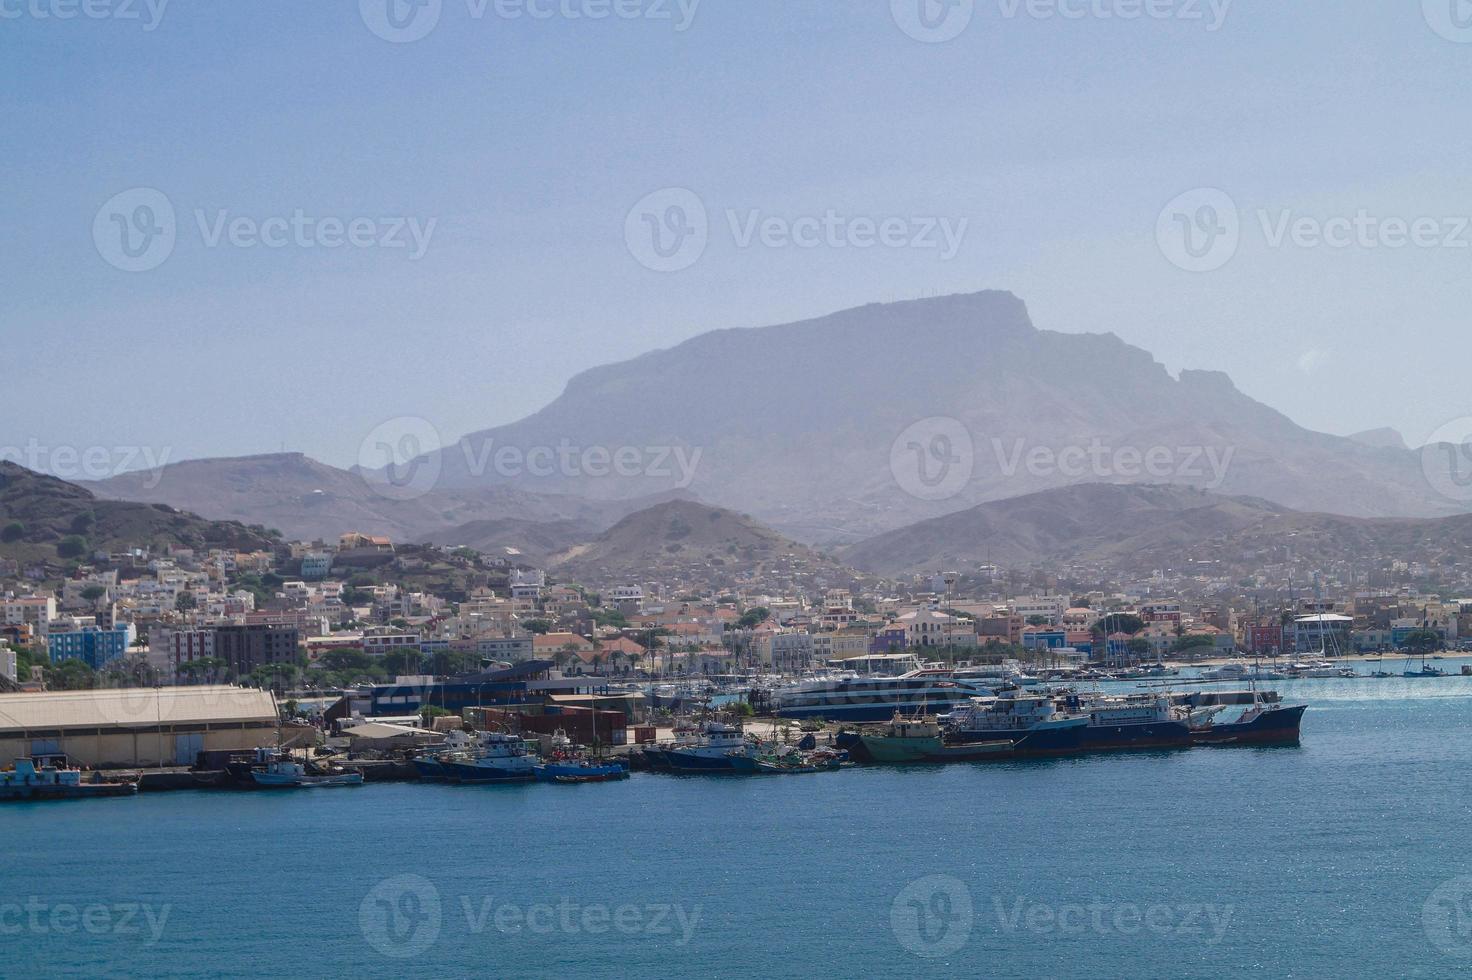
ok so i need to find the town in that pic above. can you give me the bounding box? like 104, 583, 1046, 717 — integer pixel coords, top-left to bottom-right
0, 521, 1462, 773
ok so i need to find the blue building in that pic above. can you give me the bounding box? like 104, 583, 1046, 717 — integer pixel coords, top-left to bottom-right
47, 627, 134, 669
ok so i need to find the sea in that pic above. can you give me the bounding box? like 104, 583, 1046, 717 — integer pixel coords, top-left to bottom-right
7, 663, 1472, 978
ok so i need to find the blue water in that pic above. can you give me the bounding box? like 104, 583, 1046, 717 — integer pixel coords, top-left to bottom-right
7, 671, 1472, 978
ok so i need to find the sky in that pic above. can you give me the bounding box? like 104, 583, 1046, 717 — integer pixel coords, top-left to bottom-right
5, 0, 1472, 479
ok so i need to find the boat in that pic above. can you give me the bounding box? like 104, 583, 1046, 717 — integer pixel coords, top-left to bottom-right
856, 708, 1048, 764
942, 693, 1090, 755
1060, 693, 1193, 750
752, 744, 843, 774
1199, 663, 1251, 682
0, 758, 138, 801
411, 729, 481, 781
534, 760, 630, 783
442, 732, 539, 784
656, 721, 757, 774
1178, 690, 1308, 745
771, 661, 996, 722
248, 748, 364, 788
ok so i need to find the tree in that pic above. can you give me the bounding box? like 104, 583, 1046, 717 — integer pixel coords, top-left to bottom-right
523, 619, 552, 635
1093, 613, 1145, 637
1126, 637, 1152, 656
81, 585, 107, 603
1172, 634, 1216, 654
382, 647, 424, 676
0, 521, 23, 543
319, 648, 374, 673
1026, 615, 1050, 627
45, 658, 96, 690
1402, 629, 1442, 655
175, 592, 197, 613
56, 535, 88, 559
737, 607, 770, 629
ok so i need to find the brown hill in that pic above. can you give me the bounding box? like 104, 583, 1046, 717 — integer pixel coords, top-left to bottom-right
0, 462, 276, 566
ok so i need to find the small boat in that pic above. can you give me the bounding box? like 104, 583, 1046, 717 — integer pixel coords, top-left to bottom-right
534, 760, 630, 783
752, 744, 842, 774
249, 748, 364, 788
0, 758, 138, 802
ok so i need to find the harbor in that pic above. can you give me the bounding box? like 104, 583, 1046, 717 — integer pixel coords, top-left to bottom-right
4, 673, 1470, 978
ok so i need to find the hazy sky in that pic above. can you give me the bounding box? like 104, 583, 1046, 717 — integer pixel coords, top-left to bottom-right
6, 1, 1471, 477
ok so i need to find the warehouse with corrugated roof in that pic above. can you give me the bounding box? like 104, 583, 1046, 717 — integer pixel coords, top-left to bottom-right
0, 685, 279, 769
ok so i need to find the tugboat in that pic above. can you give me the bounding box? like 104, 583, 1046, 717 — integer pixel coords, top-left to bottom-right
248, 748, 364, 788
441, 732, 539, 784
0, 757, 138, 801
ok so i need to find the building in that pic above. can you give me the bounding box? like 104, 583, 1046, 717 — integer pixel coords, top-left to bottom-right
47, 626, 134, 670
150, 626, 216, 672
609, 586, 644, 615
2, 596, 56, 634
0, 685, 279, 769
214, 624, 301, 674
301, 552, 333, 580
477, 635, 534, 661
769, 632, 815, 671
1, 647, 15, 684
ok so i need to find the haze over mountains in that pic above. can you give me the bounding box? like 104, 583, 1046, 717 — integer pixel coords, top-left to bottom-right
89, 291, 1467, 548
840, 483, 1472, 579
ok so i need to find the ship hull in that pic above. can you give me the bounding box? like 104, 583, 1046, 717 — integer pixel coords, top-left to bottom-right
1080, 721, 1192, 751
1191, 703, 1307, 746
662, 750, 756, 774
442, 761, 536, 784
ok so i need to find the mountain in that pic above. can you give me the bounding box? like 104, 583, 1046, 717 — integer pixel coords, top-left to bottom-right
397, 291, 1465, 542
88, 453, 693, 543
549, 499, 860, 590
427, 517, 596, 567
87, 292, 1466, 546
0, 462, 276, 565
839, 482, 1472, 578
1348, 428, 1410, 451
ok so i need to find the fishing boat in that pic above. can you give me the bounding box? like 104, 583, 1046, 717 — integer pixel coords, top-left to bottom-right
854, 712, 946, 764
1178, 690, 1308, 745
441, 732, 539, 784
248, 748, 364, 788
657, 721, 757, 774
1060, 693, 1193, 750
943, 694, 1090, 755
411, 729, 480, 781
0, 758, 138, 801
